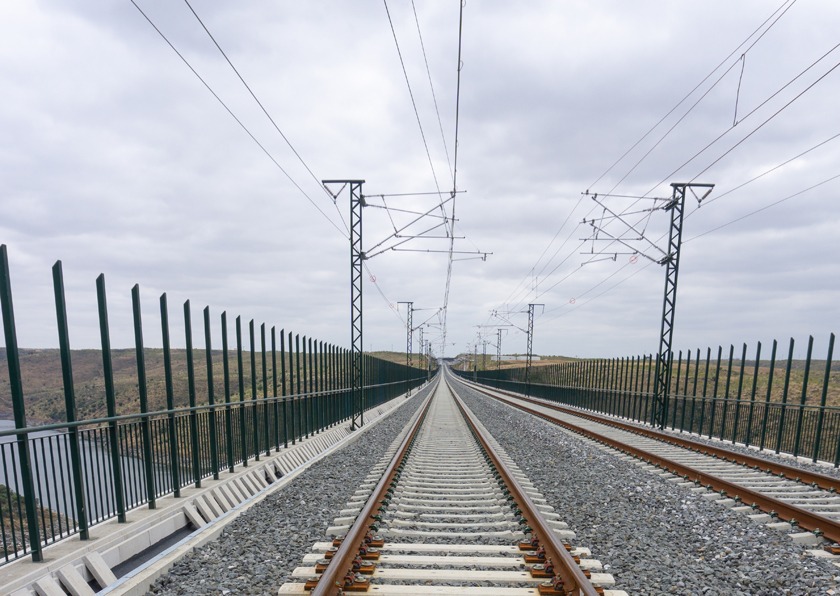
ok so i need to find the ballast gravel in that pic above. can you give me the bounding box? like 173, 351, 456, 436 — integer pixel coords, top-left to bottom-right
145, 383, 432, 596
452, 377, 840, 596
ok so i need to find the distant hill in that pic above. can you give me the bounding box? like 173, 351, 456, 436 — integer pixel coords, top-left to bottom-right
1, 347, 295, 424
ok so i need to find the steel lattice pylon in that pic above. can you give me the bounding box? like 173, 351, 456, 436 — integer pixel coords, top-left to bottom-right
400, 301, 413, 397
349, 181, 365, 429
497, 328, 503, 370
323, 179, 366, 429
651, 182, 714, 429
525, 304, 542, 394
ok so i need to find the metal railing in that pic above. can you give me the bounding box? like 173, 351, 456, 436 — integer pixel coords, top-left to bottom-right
0, 245, 427, 564
456, 332, 837, 466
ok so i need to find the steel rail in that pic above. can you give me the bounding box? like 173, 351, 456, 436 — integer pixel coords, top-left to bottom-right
447, 377, 600, 596
311, 381, 436, 595
463, 379, 840, 492
460, 379, 840, 544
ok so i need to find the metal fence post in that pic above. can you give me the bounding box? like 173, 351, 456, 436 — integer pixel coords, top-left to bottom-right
183, 300, 201, 487
96, 274, 127, 523
731, 343, 747, 443
160, 294, 181, 496
745, 342, 761, 448
221, 312, 234, 473
272, 326, 279, 452
814, 333, 835, 462
280, 329, 288, 448
236, 316, 248, 466
1, 245, 43, 560
295, 334, 306, 439
204, 307, 219, 480
249, 320, 259, 461
776, 338, 795, 454
759, 340, 778, 451
290, 331, 296, 444
132, 285, 156, 508
793, 335, 814, 458
261, 323, 269, 456
52, 260, 89, 540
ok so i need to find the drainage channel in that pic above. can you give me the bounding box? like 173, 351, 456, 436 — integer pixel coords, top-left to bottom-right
281, 377, 625, 595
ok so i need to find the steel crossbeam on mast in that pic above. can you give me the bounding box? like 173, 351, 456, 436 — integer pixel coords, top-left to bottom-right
323, 179, 366, 430
580, 182, 713, 428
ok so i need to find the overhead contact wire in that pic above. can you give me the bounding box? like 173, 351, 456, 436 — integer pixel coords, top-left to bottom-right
130, 0, 347, 239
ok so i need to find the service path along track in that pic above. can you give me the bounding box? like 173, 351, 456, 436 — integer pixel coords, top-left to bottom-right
280, 376, 626, 596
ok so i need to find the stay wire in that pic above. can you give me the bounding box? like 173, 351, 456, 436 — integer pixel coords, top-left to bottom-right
130, 0, 348, 239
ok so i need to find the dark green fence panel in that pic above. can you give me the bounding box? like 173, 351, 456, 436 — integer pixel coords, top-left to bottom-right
457, 331, 837, 469
0, 246, 428, 564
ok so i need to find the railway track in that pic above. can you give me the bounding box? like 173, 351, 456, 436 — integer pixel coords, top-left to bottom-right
453, 375, 840, 549
279, 377, 625, 595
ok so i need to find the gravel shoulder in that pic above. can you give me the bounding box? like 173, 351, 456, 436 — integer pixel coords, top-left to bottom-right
146, 383, 432, 596
452, 376, 839, 596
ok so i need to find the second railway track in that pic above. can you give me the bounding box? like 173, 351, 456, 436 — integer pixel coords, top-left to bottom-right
280, 375, 624, 595
454, 375, 840, 547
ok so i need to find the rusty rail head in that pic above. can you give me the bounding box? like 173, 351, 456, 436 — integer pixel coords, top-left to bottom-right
446, 378, 600, 596
311, 385, 436, 596
462, 379, 840, 544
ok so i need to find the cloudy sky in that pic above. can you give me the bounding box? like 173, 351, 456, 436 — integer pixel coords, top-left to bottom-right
1, 0, 837, 361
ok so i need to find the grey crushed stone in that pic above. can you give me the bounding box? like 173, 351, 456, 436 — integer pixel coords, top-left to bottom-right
451, 375, 840, 596
145, 382, 432, 596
